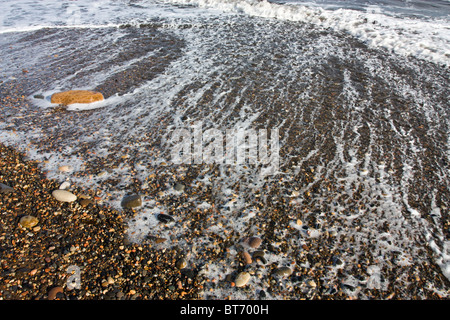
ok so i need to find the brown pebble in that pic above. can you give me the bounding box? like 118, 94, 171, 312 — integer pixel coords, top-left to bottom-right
48, 286, 63, 300
79, 199, 94, 207
243, 236, 262, 248
241, 251, 252, 265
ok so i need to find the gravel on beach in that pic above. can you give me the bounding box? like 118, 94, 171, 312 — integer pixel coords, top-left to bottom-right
0, 143, 204, 300
1, 141, 449, 300
1, 23, 449, 301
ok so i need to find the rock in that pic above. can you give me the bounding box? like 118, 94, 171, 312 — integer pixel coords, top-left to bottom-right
79, 199, 94, 207
243, 236, 262, 249
58, 165, 73, 172
273, 266, 292, 277
33, 94, 44, 99
47, 286, 64, 300
0, 183, 14, 194
176, 258, 187, 270
235, 272, 251, 287
121, 194, 142, 208
241, 251, 252, 265
174, 183, 185, 192
157, 213, 175, 223
59, 181, 70, 189
19, 215, 39, 229
102, 277, 115, 287
147, 235, 167, 244
252, 251, 267, 265
52, 190, 77, 202
51, 90, 104, 106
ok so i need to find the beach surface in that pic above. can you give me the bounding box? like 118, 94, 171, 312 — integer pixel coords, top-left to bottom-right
1, 0, 449, 300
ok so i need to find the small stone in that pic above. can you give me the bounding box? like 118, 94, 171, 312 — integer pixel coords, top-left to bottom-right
157, 213, 175, 224
273, 266, 292, 277
79, 199, 94, 207
52, 189, 77, 202
19, 216, 39, 229
121, 194, 142, 208
235, 272, 251, 287
176, 258, 187, 270
243, 236, 262, 249
174, 183, 185, 192
0, 183, 14, 194
58, 165, 73, 173
307, 280, 317, 288
102, 276, 115, 287
241, 251, 252, 265
59, 181, 71, 189
155, 237, 167, 244
33, 94, 44, 99
48, 286, 64, 300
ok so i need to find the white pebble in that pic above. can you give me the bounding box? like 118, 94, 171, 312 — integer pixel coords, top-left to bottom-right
52, 189, 77, 202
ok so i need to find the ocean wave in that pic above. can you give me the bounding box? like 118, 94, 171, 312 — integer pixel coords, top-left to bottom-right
163, 0, 450, 66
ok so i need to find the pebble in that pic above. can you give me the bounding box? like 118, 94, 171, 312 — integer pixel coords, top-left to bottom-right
79, 199, 94, 207
52, 189, 77, 202
102, 277, 115, 287
241, 251, 252, 265
48, 286, 64, 300
273, 266, 293, 277
121, 194, 142, 208
244, 236, 262, 249
174, 183, 185, 192
307, 280, 317, 288
19, 215, 39, 229
58, 165, 73, 173
0, 183, 14, 193
176, 257, 187, 269
59, 181, 70, 189
157, 213, 175, 223
235, 272, 251, 287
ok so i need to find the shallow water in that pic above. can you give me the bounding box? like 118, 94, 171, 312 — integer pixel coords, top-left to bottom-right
0, 0, 449, 299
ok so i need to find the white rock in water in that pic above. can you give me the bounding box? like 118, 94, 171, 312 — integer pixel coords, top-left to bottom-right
59, 181, 71, 190
52, 189, 77, 202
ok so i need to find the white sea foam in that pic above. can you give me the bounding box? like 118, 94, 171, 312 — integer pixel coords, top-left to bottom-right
163, 0, 450, 66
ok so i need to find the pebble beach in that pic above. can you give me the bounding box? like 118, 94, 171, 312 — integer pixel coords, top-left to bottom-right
1, 0, 450, 301
1, 142, 449, 300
